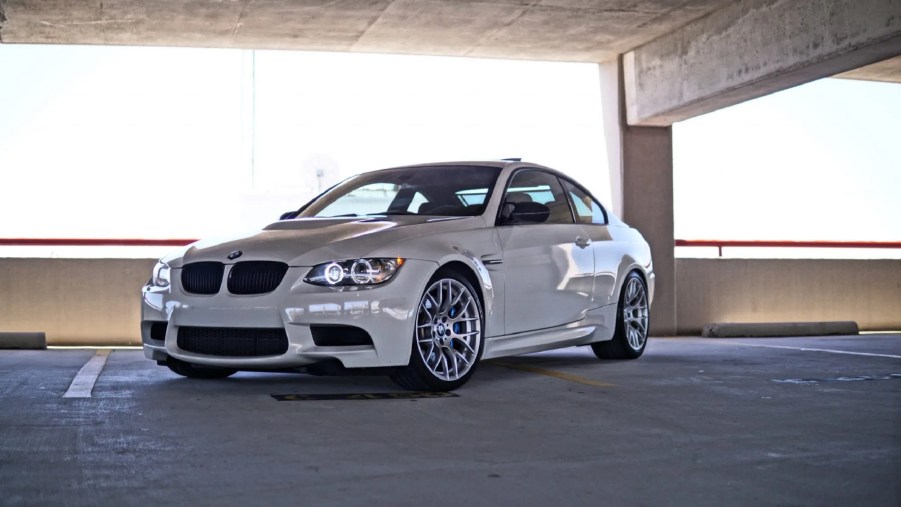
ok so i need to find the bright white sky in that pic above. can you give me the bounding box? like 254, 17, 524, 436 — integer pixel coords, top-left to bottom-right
674, 77, 901, 244
0, 44, 898, 258
0, 44, 607, 243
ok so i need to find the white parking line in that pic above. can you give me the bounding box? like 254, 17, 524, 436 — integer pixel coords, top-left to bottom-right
63, 350, 111, 398
716, 341, 901, 360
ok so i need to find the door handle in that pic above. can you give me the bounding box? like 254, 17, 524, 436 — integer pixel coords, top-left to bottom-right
575, 236, 591, 248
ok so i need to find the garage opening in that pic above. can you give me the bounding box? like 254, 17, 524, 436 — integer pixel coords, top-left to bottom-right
0, 44, 609, 258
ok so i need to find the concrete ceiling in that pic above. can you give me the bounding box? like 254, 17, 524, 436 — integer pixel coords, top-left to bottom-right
0, 0, 736, 62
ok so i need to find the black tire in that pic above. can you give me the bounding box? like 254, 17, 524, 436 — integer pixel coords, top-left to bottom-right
391, 269, 484, 392
166, 358, 237, 379
592, 271, 649, 360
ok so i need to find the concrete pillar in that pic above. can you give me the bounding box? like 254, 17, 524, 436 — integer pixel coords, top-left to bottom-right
600, 58, 676, 336
623, 126, 675, 336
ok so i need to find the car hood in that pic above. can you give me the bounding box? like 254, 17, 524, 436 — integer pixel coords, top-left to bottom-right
163, 215, 484, 267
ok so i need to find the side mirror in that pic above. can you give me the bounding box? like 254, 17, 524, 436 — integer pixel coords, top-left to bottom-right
500, 201, 550, 225
280, 210, 298, 220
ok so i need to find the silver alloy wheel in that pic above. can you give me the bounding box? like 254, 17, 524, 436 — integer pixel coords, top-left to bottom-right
415, 278, 481, 381
622, 277, 649, 351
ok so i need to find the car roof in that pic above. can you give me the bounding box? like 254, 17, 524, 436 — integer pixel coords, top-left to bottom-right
366, 160, 582, 186
373, 160, 570, 173
373, 160, 507, 171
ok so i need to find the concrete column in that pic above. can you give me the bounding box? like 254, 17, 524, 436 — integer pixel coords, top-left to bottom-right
622, 127, 675, 336
600, 57, 676, 335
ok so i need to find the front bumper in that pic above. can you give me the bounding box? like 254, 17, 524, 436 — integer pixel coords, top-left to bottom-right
141, 259, 437, 370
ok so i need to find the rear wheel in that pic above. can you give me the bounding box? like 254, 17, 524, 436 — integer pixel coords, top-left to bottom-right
592, 271, 649, 360
391, 270, 484, 391
166, 358, 237, 379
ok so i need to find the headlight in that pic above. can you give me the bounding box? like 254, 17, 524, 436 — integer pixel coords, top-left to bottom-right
304, 258, 405, 287
150, 261, 171, 287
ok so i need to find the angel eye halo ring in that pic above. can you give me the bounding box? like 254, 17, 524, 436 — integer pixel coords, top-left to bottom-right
324, 263, 345, 285
350, 259, 374, 284
304, 258, 405, 287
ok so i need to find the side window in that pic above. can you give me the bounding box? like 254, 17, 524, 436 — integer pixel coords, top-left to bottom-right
503, 170, 574, 224
407, 192, 428, 213
561, 179, 607, 225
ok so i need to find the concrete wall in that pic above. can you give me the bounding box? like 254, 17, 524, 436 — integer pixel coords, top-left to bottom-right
676, 258, 901, 334
3, 257, 898, 345
0, 258, 155, 345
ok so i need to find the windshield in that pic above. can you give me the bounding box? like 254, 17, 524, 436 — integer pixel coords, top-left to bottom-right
299, 165, 501, 218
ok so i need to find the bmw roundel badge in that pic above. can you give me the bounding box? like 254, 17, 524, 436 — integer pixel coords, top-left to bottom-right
227, 250, 243, 260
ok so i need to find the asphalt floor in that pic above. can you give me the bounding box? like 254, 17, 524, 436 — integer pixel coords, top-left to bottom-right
1, 334, 899, 506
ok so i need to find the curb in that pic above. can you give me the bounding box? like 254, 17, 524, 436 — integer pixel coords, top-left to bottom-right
702, 321, 859, 338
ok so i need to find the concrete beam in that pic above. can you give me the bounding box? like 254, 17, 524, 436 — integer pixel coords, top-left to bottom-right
624, 0, 901, 126
0, 0, 6, 42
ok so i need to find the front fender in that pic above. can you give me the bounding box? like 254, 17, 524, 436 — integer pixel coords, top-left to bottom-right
369, 223, 504, 338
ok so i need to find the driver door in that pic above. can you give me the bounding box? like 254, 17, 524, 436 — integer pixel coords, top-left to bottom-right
497, 170, 595, 335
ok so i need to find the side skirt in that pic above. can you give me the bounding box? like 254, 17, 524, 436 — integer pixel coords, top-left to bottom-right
482, 304, 616, 360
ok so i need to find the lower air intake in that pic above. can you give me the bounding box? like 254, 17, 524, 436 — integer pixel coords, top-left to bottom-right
310, 325, 374, 347
177, 326, 289, 357
149, 321, 167, 341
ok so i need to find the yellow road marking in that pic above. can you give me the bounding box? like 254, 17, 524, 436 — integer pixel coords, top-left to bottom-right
491, 361, 615, 388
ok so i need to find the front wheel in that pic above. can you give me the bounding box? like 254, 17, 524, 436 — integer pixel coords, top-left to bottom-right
391, 270, 484, 391
592, 271, 649, 360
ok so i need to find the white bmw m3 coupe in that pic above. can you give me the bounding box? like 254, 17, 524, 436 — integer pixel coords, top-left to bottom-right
141, 160, 654, 391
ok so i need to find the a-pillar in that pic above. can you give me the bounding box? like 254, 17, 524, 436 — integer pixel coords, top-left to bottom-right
600, 57, 676, 336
